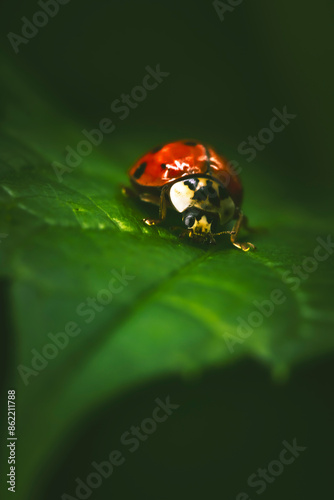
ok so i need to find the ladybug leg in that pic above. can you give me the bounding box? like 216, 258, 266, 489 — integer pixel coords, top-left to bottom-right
138, 193, 160, 205
143, 185, 168, 226
178, 229, 192, 239
121, 185, 136, 198
230, 210, 256, 252
208, 234, 217, 245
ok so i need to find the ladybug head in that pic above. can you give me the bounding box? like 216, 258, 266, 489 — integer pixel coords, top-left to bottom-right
182, 207, 218, 236
169, 176, 236, 241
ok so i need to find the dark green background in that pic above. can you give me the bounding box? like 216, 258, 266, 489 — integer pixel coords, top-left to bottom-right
1, 1, 333, 499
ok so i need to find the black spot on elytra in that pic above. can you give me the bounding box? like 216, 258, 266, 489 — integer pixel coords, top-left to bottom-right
161, 163, 167, 169
152, 144, 163, 153
219, 185, 229, 200
184, 177, 199, 190
134, 162, 147, 179
184, 141, 198, 146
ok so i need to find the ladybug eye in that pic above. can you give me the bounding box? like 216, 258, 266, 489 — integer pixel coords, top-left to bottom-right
184, 215, 195, 228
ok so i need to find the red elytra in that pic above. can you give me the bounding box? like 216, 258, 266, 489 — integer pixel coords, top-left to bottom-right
129, 140, 243, 208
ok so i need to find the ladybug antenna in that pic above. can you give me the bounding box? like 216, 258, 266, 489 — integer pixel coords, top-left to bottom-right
213, 230, 236, 236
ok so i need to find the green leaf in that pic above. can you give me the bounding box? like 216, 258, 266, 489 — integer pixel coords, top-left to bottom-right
1, 57, 333, 500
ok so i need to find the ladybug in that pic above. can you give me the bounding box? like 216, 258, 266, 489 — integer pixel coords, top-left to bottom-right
126, 140, 255, 251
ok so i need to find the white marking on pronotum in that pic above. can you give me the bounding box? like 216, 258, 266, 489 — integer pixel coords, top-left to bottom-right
169, 177, 235, 225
